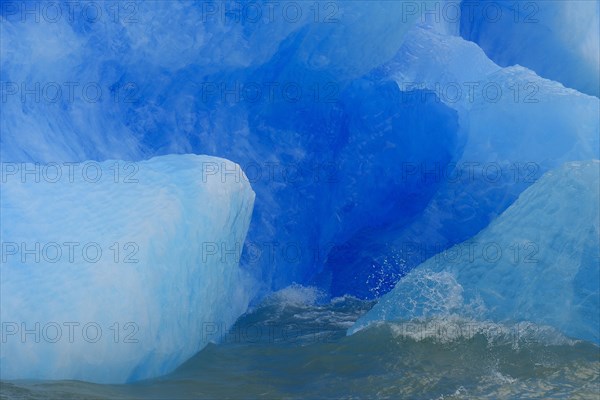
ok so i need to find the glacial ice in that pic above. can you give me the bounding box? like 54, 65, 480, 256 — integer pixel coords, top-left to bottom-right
1, 0, 462, 298
460, 0, 600, 97
350, 161, 600, 345
0, 0, 439, 298
327, 26, 600, 298
0, 154, 255, 383
0, 0, 428, 163
1, 0, 599, 348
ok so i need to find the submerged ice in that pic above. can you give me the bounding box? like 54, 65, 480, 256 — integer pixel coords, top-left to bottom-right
0, 155, 255, 383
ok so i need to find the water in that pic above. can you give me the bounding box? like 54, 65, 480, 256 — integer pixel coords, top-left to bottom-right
2, 287, 599, 399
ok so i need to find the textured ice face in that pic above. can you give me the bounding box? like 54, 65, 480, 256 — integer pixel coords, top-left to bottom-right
1, 1, 599, 301
460, 0, 600, 97
331, 26, 599, 298
350, 161, 600, 345
0, 1, 460, 299
0, 0, 427, 163
0, 0, 436, 299
0, 154, 255, 383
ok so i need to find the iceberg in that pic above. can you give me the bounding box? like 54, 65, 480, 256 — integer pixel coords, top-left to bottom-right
0, 154, 255, 383
1, 1, 598, 304
350, 161, 600, 344
0, 0, 442, 297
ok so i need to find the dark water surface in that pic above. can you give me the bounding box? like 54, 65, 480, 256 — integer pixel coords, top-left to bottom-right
2, 288, 599, 399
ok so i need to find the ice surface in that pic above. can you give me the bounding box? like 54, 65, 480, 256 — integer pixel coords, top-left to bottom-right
350, 161, 600, 344
1, 1, 598, 302
0, 0, 437, 298
325, 26, 599, 298
460, 0, 600, 97
0, 0, 426, 163
0, 154, 255, 383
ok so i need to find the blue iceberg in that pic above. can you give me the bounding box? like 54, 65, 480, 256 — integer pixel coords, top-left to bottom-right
1, 0, 599, 386
350, 161, 600, 344
326, 25, 599, 297
0, 155, 255, 382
